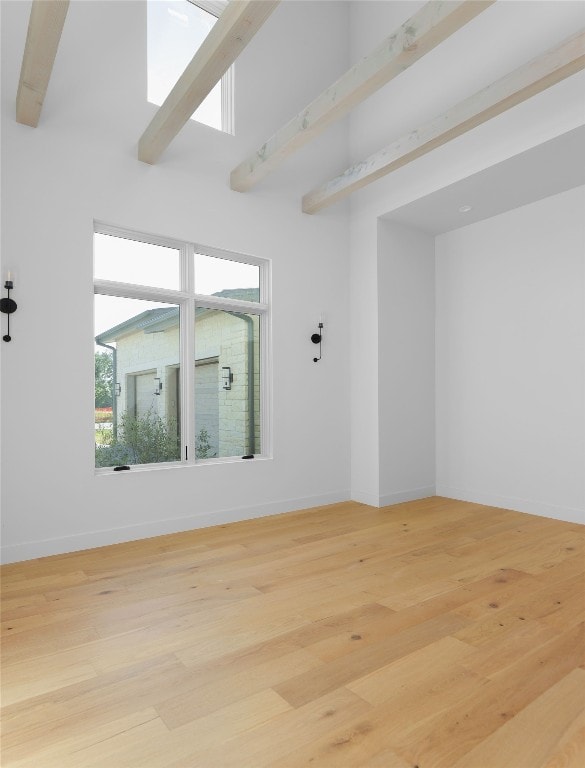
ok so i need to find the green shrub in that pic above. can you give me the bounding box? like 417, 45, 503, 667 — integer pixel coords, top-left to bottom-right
95, 352, 113, 408
196, 427, 217, 459
95, 409, 179, 467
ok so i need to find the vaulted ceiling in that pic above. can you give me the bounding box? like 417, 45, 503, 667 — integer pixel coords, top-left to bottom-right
15, 0, 585, 220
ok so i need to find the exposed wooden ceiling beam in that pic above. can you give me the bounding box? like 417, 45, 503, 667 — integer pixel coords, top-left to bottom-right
16, 0, 69, 127
138, 0, 279, 165
302, 29, 585, 215
230, 0, 495, 193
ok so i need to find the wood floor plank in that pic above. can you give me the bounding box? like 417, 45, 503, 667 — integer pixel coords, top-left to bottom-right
274, 612, 470, 708
51, 689, 292, 768
347, 634, 475, 705
1, 655, 187, 761
391, 622, 585, 767
363, 748, 412, 767
279, 601, 395, 650
271, 645, 485, 766
167, 687, 372, 768
543, 723, 585, 768
450, 669, 585, 768
1, 620, 101, 665
534, 552, 585, 585
155, 647, 321, 728
3, 708, 161, 768
346, 567, 534, 655
153, 688, 292, 768
0, 570, 89, 598
1, 656, 99, 708
272, 721, 412, 768
1, 497, 583, 767
459, 616, 559, 678
1, 593, 48, 622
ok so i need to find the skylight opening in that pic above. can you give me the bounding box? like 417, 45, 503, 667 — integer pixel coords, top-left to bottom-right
147, 0, 233, 134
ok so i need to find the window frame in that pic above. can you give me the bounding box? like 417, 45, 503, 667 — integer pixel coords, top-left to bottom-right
93, 222, 271, 473
189, 1, 234, 134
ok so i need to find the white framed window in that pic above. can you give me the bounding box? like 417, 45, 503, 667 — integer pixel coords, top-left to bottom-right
147, 0, 234, 134
94, 224, 270, 471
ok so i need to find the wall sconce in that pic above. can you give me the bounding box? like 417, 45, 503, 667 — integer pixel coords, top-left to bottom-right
1, 274, 17, 342
115, 382, 121, 396
222, 366, 233, 390
311, 320, 324, 362
154, 377, 162, 395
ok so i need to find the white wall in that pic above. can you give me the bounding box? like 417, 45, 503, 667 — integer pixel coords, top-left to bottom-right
349, 208, 379, 505
0, 0, 352, 562
348, 212, 435, 510
436, 186, 585, 524
378, 220, 435, 506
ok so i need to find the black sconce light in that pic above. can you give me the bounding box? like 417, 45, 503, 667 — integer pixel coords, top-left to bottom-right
154, 377, 162, 395
115, 382, 121, 396
222, 366, 234, 390
311, 319, 324, 362
1, 274, 17, 342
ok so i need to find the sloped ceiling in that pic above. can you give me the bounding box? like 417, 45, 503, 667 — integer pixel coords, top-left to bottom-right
382, 125, 585, 234
345, 0, 585, 223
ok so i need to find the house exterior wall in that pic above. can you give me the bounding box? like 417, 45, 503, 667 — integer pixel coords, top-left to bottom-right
212, 313, 261, 457
194, 361, 218, 454
116, 325, 180, 424
112, 311, 261, 459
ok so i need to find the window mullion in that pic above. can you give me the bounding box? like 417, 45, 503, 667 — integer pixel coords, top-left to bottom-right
181, 245, 195, 463
260, 259, 271, 457
180, 300, 195, 464
181, 243, 193, 294
221, 66, 234, 135
93, 280, 189, 303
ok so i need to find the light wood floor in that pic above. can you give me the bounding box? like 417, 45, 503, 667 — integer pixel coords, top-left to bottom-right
1, 497, 584, 767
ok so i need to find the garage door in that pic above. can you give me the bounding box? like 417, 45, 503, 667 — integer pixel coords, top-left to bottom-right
195, 360, 219, 456
135, 371, 157, 419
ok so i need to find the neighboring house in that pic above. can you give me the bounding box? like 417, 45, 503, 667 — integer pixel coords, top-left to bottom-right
95, 289, 260, 459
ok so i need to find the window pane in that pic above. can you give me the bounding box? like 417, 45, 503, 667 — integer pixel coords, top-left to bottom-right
95, 295, 181, 468
194, 253, 260, 302
94, 233, 180, 289
195, 308, 261, 458
147, 0, 222, 131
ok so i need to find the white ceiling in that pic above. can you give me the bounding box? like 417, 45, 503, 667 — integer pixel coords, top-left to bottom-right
382, 125, 585, 235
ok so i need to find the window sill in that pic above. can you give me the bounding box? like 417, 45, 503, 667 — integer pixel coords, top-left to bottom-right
94, 454, 272, 476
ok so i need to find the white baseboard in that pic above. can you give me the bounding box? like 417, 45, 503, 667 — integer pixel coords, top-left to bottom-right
350, 490, 381, 507
378, 486, 436, 507
436, 485, 585, 525
0, 490, 351, 564
6, 484, 579, 564
351, 486, 436, 508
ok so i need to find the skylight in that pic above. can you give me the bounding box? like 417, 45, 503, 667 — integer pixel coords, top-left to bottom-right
147, 0, 233, 133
